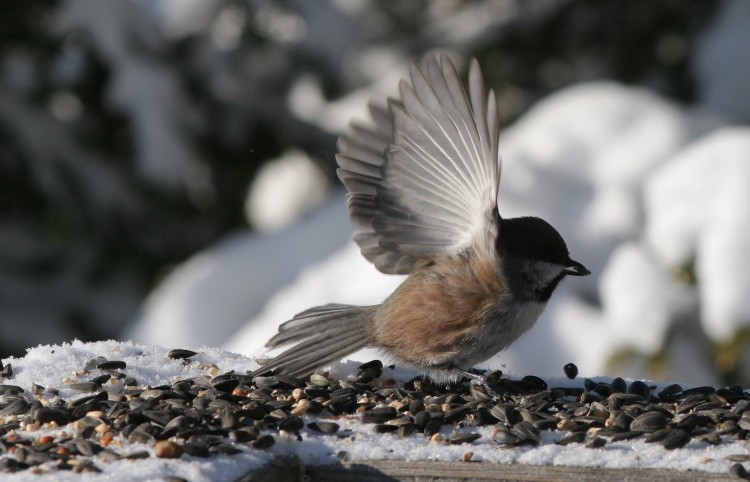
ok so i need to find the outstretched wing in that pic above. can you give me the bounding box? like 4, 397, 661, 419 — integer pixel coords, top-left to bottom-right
336, 53, 501, 274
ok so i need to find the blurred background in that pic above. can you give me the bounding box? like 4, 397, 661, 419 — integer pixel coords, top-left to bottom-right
2, 0, 750, 386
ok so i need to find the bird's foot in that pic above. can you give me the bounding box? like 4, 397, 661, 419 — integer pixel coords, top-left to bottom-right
452, 368, 506, 399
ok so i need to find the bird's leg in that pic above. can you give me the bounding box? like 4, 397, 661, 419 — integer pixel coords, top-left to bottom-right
451, 367, 506, 399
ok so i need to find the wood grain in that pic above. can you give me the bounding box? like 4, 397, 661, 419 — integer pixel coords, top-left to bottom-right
245, 457, 738, 482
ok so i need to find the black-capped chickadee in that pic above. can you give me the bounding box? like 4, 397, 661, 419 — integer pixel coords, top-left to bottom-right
252, 53, 589, 384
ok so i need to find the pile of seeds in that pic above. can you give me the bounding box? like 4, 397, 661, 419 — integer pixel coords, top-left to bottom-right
2, 351, 750, 477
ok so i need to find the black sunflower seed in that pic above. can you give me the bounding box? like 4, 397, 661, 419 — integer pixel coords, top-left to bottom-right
643, 428, 671, 443
253, 377, 279, 389
67, 382, 100, 392
182, 444, 210, 458
511, 421, 540, 445
408, 399, 425, 414
586, 437, 606, 448
680, 386, 715, 397
627, 380, 651, 397
398, 423, 415, 437
326, 396, 356, 415
251, 435, 275, 450
556, 431, 585, 445
228, 430, 256, 443
521, 375, 547, 391
279, 415, 304, 432
444, 406, 471, 424
448, 433, 481, 444
492, 427, 521, 446
0, 399, 29, 416
211, 374, 239, 392
96, 360, 126, 370
33, 407, 70, 425
414, 411, 431, 430
362, 406, 398, 424
167, 349, 198, 360
358, 360, 384, 371
661, 429, 691, 449
357, 367, 383, 382
729, 463, 748, 478
374, 424, 399, 434
423, 419, 443, 436
611, 377, 627, 393
563, 363, 578, 379
630, 411, 666, 433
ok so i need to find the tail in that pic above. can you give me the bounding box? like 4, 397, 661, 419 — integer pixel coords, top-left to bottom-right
250, 304, 372, 378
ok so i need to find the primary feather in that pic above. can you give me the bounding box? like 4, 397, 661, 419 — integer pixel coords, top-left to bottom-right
336, 53, 501, 275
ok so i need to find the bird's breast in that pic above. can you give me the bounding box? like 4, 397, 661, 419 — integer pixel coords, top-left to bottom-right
372, 252, 514, 367
451, 300, 547, 369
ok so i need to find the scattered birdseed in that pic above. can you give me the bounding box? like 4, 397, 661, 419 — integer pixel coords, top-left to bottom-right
564, 363, 578, 379
729, 462, 747, 478
448, 433, 481, 445
2, 355, 750, 476
308, 421, 340, 434
96, 360, 126, 371
630, 411, 667, 433
154, 440, 184, 458
586, 437, 607, 448
166, 349, 198, 360
309, 373, 330, 387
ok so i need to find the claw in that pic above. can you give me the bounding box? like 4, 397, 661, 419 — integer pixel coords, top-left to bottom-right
452, 368, 506, 399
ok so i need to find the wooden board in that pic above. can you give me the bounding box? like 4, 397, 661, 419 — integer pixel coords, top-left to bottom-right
244, 457, 739, 482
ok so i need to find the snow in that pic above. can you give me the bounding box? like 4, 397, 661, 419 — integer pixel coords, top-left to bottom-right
154, 0, 219, 39
0, 340, 273, 481
127, 194, 354, 349
2, 340, 749, 481
225, 240, 402, 359
56, 0, 211, 197
600, 243, 696, 354
245, 150, 329, 231
497, 81, 717, 294
644, 128, 750, 342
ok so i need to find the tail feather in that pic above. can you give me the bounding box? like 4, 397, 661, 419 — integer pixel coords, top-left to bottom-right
267, 304, 359, 347
251, 304, 372, 378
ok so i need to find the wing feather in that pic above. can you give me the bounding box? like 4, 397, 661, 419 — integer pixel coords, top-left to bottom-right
336, 53, 501, 274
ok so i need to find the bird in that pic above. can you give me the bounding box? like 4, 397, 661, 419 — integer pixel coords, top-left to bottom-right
251, 53, 589, 385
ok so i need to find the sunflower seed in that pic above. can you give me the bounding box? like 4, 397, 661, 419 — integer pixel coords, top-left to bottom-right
167, 349, 198, 360
630, 411, 666, 433
448, 433, 481, 444
661, 429, 691, 449
96, 360, 126, 370
563, 363, 578, 379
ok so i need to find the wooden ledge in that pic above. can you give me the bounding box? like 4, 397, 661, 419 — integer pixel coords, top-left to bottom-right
243, 457, 738, 482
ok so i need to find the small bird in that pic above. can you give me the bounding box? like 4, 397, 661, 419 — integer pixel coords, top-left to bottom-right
252, 53, 589, 384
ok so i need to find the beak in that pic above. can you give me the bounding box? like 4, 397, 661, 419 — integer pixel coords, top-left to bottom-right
564, 259, 590, 277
